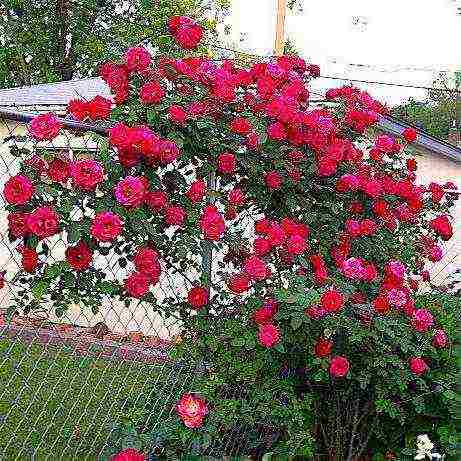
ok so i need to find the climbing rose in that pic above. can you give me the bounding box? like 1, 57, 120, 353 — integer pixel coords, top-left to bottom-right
65, 241, 93, 271
176, 393, 209, 428
200, 205, 225, 240
186, 180, 206, 203
258, 323, 280, 348
285, 234, 307, 255
124, 271, 151, 298
253, 306, 275, 325
133, 247, 161, 282
145, 190, 168, 211
187, 286, 209, 309
429, 215, 453, 241
169, 16, 203, 50
265, 170, 282, 189
169, 105, 187, 124
71, 160, 105, 190
402, 127, 417, 143
90, 212, 123, 242
19, 246, 39, 273
3, 175, 34, 205
409, 357, 428, 375
253, 237, 271, 256
29, 113, 62, 140
227, 188, 245, 206
48, 159, 70, 183
164, 205, 186, 226
227, 273, 251, 294
329, 356, 350, 378
7, 212, 29, 238
68, 99, 89, 120
140, 81, 165, 104
124, 46, 151, 72
26, 207, 59, 238
243, 255, 269, 281
114, 176, 146, 207
230, 117, 252, 135
217, 152, 236, 174
320, 289, 344, 312
110, 448, 146, 461
432, 329, 448, 348
314, 338, 333, 357
411, 308, 434, 332
87, 95, 112, 120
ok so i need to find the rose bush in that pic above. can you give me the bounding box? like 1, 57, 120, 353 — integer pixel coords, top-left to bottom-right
2, 14, 459, 460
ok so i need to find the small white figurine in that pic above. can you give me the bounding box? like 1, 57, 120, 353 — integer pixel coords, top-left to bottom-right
414, 434, 443, 460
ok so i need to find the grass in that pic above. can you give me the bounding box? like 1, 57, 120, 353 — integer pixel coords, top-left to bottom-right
0, 337, 163, 460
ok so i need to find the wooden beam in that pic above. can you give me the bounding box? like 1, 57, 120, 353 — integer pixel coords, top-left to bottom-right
274, 0, 287, 56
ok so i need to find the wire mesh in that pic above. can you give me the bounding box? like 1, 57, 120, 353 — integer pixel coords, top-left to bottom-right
0, 101, 459, 460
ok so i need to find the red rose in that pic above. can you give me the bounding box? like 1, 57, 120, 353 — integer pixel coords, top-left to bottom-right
19, 246, 39, 273
373, 296, 390, 314
253, 237, 271, 256
155, 140, 181, 165
7, 212, 29, 238
71, 160, 105, 190
409, 357, 428, 375
65, 241, 93, 271
227, 188, 245, 206
265, 171, 282, 189
48, 158, 71, 183
360, 219, 378, 236
26, 207, 59, 238
406, 158, 417, 171
432, 329, 448, 348
187, 286, 209, 309
320, 289, 344, 313
124, 46, 151, 72
110, 448, 146, 461
4, 175, 34, 205
114, 176, 146, 207
217, 152, 236, 174
255, 218, 270, 234
29, 113, 62, 140
267, 122, 287, 141
230, 117, 252, 135
402, 127, 417, 143
176, 393, 208, 429
90, 212, 123, 242
169, 105, 187, 124
246, 132, 260, 150
134, 247, 161, 283
145, 190, 168, 211
139, 81, 165, 104
329, 356, 350, 378
314, 338, 333, 358
228, 273, 251, 294
186, 180, 207, 203
67, 99, 89, 120
200, 205, 225, 240
164, 205, 186, 226
253, 306, 274, 325
429, 215, 453, 241
124, 271, 151, 298
411, 308, 434, 332
87, 95, 112, 120
244, 255, 269, 281
285, 234, 308, 255
258, 323, 280, 348
172, 18, 203, 50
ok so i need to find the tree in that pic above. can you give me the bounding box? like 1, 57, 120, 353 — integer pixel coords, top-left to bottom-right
0, 0, 229, 88
391, 71, 460, 141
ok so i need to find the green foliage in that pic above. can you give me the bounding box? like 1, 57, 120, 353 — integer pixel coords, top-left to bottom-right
0, 0, 227, 88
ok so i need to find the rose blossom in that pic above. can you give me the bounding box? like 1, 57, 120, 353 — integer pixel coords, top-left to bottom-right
124, 271, 151, 298
329, 356, 350, 378
227, 188, 245, 206
253, 237, 272, 256
200, 205, 225, 240
429, 215, 453, 241
409, 357, 428, 375
402, 127, 417, 143
133, 247, 161, 283
48, 158, 70, 183
139, 81, 165, 104
227, 273, 251, 294
314, 338, 333, 358
114, 176, 146, 207
7, 212, 29, 238
285, 234, 308, 255
145, 190, 168, 211
90, 212, 123, 242
26, 207, 59, 238
68, 99, 89, 120
253, 306, 275, 325
217, 152, 236, 174
71, 160, 105, 190
124, 46, 151, 72
176, 393, 208, 428
186, 180, 207, 203
341, 257, 366, 279
164, 205, 186, 226
258, 323, 280, 348
243, 255, 269, 281
169, 105, 187, 124
87, 95, 112, 120
3, 175, 34, 205
110, 448, 146, 461
265, 171, 283, 190
19, 246, 39, 273
386, 288, 408, 308
320, 289, 344, 312
65, 241, 93, 271
230, 117, 252, 135
411, 308, 434, 332
187, 286, 209, 309
29, 113, 62, 140
432, 329, 448, 348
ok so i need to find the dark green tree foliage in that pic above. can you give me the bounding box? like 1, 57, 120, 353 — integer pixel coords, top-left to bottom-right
0, 0, 228, 88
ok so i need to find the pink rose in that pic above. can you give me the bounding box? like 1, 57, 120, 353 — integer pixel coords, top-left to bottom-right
26, 207, 59, 238
164, 205, 186, 226
176, 393, 208, 428
411, 308, 434, 332
432, 329, 448, 348
409, 357, 428, 375
258, 323, 280, 348
124, 46, 151, 72
71, 160, 105, 190
124, 271, 151, 298
243, 255, 270, 281
3, 175, 34, 205
114, 176, 146, 207
329, 356, 350, 378
90, 212, 123, 242
29, 113, 62, 140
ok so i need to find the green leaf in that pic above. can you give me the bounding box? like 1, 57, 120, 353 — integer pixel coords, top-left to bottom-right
97, 281, 119, 294
44, 261, 68, 279
274, 343, 285, 353
32, 279, 51, 301
290, 317, 303, 330
231, 338, 246, 347
67, 226, 81, 244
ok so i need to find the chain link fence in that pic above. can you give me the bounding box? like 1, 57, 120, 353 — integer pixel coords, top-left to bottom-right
0, 99, 460, 460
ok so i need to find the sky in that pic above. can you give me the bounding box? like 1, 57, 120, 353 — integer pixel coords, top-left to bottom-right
221, 0, 461, 105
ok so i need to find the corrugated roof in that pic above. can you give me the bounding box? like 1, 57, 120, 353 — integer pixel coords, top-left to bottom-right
0, 77, 460, 162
